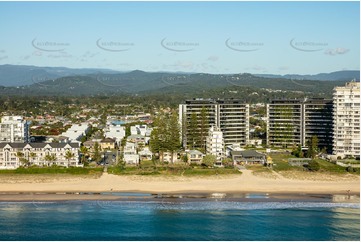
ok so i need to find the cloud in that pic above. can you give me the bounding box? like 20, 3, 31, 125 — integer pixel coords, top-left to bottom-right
207, 56, 219, 62
47, 51, 72, 59
324, 48, 349, 55
23, 55, 31, 60
0, 50, 5, 53
0, 56, 8, 61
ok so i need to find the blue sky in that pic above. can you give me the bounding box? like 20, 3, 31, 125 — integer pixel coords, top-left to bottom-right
0, 1, 359, 74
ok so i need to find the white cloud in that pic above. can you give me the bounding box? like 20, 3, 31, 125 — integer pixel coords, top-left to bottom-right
324, 48, 349, 55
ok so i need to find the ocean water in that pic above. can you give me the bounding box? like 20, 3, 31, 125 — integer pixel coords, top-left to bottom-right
0, 200, 359, 241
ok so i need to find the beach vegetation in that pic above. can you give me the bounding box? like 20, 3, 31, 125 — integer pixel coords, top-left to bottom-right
306, 160, 320, 171
0, 167, 103, 175
202, 155, 216, 168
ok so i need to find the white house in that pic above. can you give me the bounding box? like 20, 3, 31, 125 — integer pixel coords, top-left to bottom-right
123, 142, 139, 165
0, 142, 81, 169
104, 124, 125, 145
60, 123, 90, 142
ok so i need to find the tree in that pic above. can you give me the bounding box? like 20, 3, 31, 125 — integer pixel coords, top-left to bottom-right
29, 152, 37, 164
307, 160, 320, 171
306, 136, 319, 159
44, 153, 57, 166
222, 158, 234, 168
292, 145, 304, 158
80, 146, 88, 165
202, 154, 216, 168
199, 107, 209, 153
167, 112, 181, 163
92, 142, 101, 163
65, 150, 75, 167
188, 112, 199, 149
16, 151, 29, 167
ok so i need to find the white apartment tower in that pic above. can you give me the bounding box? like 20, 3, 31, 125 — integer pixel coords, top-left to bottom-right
206, 126, 225, 161
333, 82, 360, 158
0, 116, 29, 143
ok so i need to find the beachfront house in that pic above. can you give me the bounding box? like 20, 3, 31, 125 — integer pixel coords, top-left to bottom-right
186, 150, 204, 164
0, 142, 81, 169
231, 150, 266, 165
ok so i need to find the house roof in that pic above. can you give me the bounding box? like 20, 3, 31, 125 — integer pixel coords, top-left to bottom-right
0, 142, 79, 149
188, 150, 204, 155
100, 137, 115, 143
231, 150, 265, 158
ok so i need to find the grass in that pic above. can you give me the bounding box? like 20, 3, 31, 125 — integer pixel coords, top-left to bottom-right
0, 166, 103, 175
246, 164, 273, 174
269, 153, 303, 172
107, 163, 241, 176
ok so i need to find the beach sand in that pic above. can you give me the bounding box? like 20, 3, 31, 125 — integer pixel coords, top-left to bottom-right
0, 170, 359, 198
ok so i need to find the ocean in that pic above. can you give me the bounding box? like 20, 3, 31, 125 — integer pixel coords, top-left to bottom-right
0, 196, 359, 241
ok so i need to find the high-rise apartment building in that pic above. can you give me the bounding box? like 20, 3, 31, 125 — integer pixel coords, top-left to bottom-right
179, 99, 249, 149
0, 116, 30, 143
267, 98, 333, 151
333, 82, 360, 158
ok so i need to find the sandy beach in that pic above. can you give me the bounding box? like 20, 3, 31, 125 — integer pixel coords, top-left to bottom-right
0, 170, 359, 198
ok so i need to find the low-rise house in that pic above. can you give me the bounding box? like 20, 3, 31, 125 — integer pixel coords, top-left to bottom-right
127, 134, 146, 144
104, 124, 125, 145
0, 143, 81, 169
160, 152, 178, 163
186, 150, 204, 164
100, 138, 116, 150
231, 150, 266, 165
123, 142, 139, 165
60, 123, 90, 142
139, 147, 153, 161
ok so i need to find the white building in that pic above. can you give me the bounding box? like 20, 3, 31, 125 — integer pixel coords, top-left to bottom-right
206, 126, 225, 161
0, 116, 29, 143
333, 82, 360, 158
0, 142, 81, 169
104, 124, 125, 145
123, 142, 139, 165
60, 123, 90, 142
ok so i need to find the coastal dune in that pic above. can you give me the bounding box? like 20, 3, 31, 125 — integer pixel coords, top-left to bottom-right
0, 170, 359, 195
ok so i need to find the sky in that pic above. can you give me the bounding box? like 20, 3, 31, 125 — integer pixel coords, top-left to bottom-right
0, 1, 359, 75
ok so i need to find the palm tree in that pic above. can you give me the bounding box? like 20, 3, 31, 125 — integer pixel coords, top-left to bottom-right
65, 150, 75, 167
16, 151, 28, 167
44, 153, 57, 167
29, 152, 37, 166
80, 146, 88, 165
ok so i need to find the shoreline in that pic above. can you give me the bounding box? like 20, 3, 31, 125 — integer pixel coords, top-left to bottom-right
0, 191, 359, 203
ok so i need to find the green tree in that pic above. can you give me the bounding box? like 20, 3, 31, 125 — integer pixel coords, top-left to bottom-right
29, 152, 37, 165
307, 160, 320, 171
80, 146, 88, 165
202, 154, 216, 168
92, 142, 102, 163
65, 150, 75, 167
44, 153, 57, 166
167, 112, 181, 163
306, 136, 319, 159
188, 112, 199, 149
199, 107, 209, 153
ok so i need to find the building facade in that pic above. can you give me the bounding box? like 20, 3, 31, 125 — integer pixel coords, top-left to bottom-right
267, 98, 333, 151
0, 142, 81, 169
0, 116, 30, 143
333, 82, 360, 158
206, 126, 225, 161
179, 99, 249, 149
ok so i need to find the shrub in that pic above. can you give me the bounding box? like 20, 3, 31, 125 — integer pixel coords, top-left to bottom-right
307, 160, 320, 171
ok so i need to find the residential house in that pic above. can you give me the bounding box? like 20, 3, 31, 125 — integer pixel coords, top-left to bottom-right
186, 150, 204, 164
231, 150, 266, 165
123, 142, 139, 165
0, 142, 81, 169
